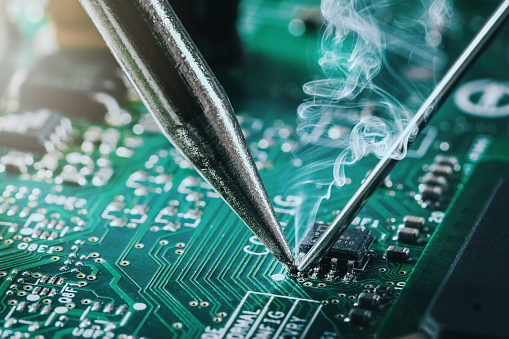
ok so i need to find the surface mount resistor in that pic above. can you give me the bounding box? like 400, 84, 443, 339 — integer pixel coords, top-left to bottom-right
398, 227, 420, 244
349, 308, 372, 326
419, 184, 444, 201
422, 173, 448, 187
403, 216, 426, 230
357, 293, 381, 309
386, 246, 411, 262
429, 164, 454, 178
434, 155, 458, 167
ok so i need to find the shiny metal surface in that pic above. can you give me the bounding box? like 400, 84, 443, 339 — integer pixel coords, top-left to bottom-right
78, 0, 295, 269
297, 0, 509, 272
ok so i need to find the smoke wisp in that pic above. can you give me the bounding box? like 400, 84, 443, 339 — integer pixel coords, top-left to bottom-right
285, 0, 452, 245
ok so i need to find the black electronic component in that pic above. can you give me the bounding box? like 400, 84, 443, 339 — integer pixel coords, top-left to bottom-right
374, 286, 394, 299
386, 246, 411, 262
422, 172, 448, 187
403, 216, 425, 230
417, 154, 460, 208
429, 164, 454, 177
434, 155, 458, 167
420, 178, 509, 338
397, 227, 419, 244
349, 308, 373, 326
358, 293, 381, 309
299, 223, 373, 271
0, 110, 71, 153
19, 50, 126, 122
419, 184, 444, 201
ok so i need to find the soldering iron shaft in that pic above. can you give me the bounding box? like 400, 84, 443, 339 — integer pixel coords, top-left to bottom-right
78, 0, 296, 269
297, 0, 509, 272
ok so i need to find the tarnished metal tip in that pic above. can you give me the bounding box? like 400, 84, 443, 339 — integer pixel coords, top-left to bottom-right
79, 0, 297, 271
269, 244, 296, 272
277, 253, 297, 272
286, 264, 298, 276
247, 211, 295, 270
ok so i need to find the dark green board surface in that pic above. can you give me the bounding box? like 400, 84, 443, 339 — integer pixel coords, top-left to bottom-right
0, 0, 508, 338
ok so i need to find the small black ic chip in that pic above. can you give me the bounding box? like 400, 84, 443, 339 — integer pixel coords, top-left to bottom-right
20, 50, 126, 122
0, 109, 71, 153
386, 246, 411, 263
299, 223, 373, 270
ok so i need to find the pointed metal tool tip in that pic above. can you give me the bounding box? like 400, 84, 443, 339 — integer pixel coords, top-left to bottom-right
286, 263, 298, 275
278, 254, 297, 272
78, 0, 297, 270
236, 186, 295, 271
260, 224, 296, 271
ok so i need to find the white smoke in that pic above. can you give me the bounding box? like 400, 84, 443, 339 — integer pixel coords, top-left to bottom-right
303, 0, 383, 101
285, 0, 453, 246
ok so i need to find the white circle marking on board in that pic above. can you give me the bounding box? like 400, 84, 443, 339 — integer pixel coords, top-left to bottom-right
19, 228, 34, 235
54, 306, 68, 314
133, 303, 147, 311
454, 79, 509, 117
27, 295, 40, 302
271, 273, 286, 281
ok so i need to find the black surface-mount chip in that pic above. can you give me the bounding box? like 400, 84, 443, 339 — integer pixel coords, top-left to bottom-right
0, 109, 71, 153
386, 246, 411, 263
19, 50, 126, 122
420, 177, 509, 338
299, 223, 374, 271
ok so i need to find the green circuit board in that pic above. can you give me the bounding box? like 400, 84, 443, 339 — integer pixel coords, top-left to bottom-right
0, 0, 508, 338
